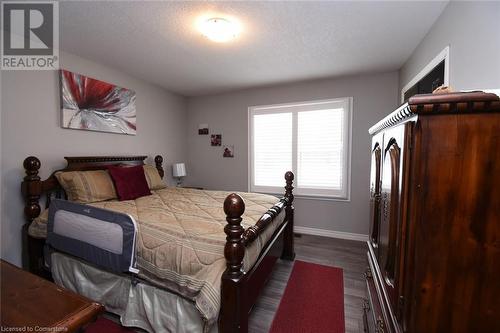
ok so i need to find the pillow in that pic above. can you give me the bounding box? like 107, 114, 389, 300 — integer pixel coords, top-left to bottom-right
143, 164, 167, 190
55, 170, 117, 203
108, 165, 151, 201
28, 209, 49, 239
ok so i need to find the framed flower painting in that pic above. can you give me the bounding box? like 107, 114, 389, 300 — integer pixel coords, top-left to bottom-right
61, 69, 137, 135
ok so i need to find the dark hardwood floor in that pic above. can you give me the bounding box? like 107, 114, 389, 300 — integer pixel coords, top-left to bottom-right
249, 234, 367, 333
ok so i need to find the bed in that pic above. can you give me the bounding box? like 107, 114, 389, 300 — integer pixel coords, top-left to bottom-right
21, 155, 295, 333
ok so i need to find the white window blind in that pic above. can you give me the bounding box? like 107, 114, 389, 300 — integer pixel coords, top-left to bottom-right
249, 98, 351, 199
253, 112, 293, 187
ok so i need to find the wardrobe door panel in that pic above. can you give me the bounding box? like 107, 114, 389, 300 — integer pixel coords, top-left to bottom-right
379, 124, 409, 313
369, 133, 383, 254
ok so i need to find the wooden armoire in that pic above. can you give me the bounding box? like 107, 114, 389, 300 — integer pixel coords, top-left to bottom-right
363, 91, 500, 333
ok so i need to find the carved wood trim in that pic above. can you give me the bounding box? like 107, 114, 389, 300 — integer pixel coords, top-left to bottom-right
384, 139, 401, 283
21, 156, 42, 224
408, 91, 500, 107
370, 143, 382, 246
370, 92, 500, 135
363, 299, 370, 311
364, 267, 373, 280
410, 99, 500, 114
64, 156, 147, 164
222, 193, 246, 279
282, 171, 296, 260
369, 104, 415, 135
284, 171, 295, 205
241, 199, 286, 246
375, 316, 386, 333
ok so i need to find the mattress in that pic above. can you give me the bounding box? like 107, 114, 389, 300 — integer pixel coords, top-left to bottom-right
30, 187, 285, 327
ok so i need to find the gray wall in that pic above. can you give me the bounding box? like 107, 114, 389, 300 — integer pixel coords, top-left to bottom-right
400, 1, 500, 92
186, 72, 399, 236
1, 52, 187, 266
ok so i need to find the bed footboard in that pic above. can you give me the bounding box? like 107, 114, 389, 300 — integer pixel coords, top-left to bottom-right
219, 171, 295, 333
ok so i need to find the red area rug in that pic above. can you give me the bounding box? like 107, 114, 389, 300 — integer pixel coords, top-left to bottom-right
270, 260, 345, 333
85, 317, 134, 333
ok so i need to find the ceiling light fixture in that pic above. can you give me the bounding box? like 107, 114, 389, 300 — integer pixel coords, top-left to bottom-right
199, 17, 240, 43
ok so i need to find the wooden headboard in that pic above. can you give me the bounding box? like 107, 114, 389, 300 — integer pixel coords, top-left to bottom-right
21, 155, 164, 224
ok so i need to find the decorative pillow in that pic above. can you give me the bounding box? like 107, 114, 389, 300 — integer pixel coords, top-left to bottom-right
108, 165, 151, 201
55, 170, 117, 203
143, 164, 167, 190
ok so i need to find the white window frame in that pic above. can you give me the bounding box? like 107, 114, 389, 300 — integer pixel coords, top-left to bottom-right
248, 97, 352, 201
401, 45, 450, 103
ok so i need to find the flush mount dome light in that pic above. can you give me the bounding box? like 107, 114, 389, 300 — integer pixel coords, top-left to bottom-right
199, 17, 240, 43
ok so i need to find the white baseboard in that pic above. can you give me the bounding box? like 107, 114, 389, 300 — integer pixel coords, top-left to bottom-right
294, 226, 368, 242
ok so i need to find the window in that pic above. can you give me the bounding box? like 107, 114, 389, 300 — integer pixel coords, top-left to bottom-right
249, 98, 352, 199
403, 60, 445, 102
401, 46, 449, 103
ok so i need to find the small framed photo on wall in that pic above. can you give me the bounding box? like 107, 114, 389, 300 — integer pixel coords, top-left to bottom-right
198, 124, 209, 135
211, 134, 222, 146
223, 145, 234, 158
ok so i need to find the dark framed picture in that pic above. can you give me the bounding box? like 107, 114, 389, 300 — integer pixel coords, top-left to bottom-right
223, 145, 234, 158
198, 124, 209, 135
211, 134, 222, 146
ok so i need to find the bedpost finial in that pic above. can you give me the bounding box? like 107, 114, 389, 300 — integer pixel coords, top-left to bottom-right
23, 156, 41, 175
154, 155, 164, 179
22, 156, 42, 222
285, 171, 294, 204
223, 193, 245, 278
224, 193, 245, 218
283, 171, 296, 260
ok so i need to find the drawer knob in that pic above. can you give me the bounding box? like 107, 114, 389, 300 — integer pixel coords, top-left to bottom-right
364, 267, 373, 279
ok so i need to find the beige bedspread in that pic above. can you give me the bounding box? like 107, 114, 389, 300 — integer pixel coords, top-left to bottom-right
29, 187, 285, 327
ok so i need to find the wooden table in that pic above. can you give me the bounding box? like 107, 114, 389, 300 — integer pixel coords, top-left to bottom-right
1, 260, 104, 332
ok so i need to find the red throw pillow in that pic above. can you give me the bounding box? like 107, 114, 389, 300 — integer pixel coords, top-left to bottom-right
108, 165, 151, 201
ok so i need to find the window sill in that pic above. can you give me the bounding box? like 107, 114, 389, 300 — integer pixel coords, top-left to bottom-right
253, 191, 350, 202
294, 194, 351, 202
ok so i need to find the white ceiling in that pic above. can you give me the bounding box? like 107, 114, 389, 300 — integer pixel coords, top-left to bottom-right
60, 1, 448, 96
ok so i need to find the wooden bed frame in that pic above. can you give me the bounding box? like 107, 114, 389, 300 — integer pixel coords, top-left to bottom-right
21, 155, 295, 333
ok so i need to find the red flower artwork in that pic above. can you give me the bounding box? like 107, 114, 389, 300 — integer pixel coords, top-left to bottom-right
61, 70, 136, 134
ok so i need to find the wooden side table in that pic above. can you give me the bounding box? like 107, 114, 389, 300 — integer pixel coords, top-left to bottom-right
1, 260, 104, 332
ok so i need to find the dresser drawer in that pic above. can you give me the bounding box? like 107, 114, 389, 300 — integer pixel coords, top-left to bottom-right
364, 251, 391, 333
